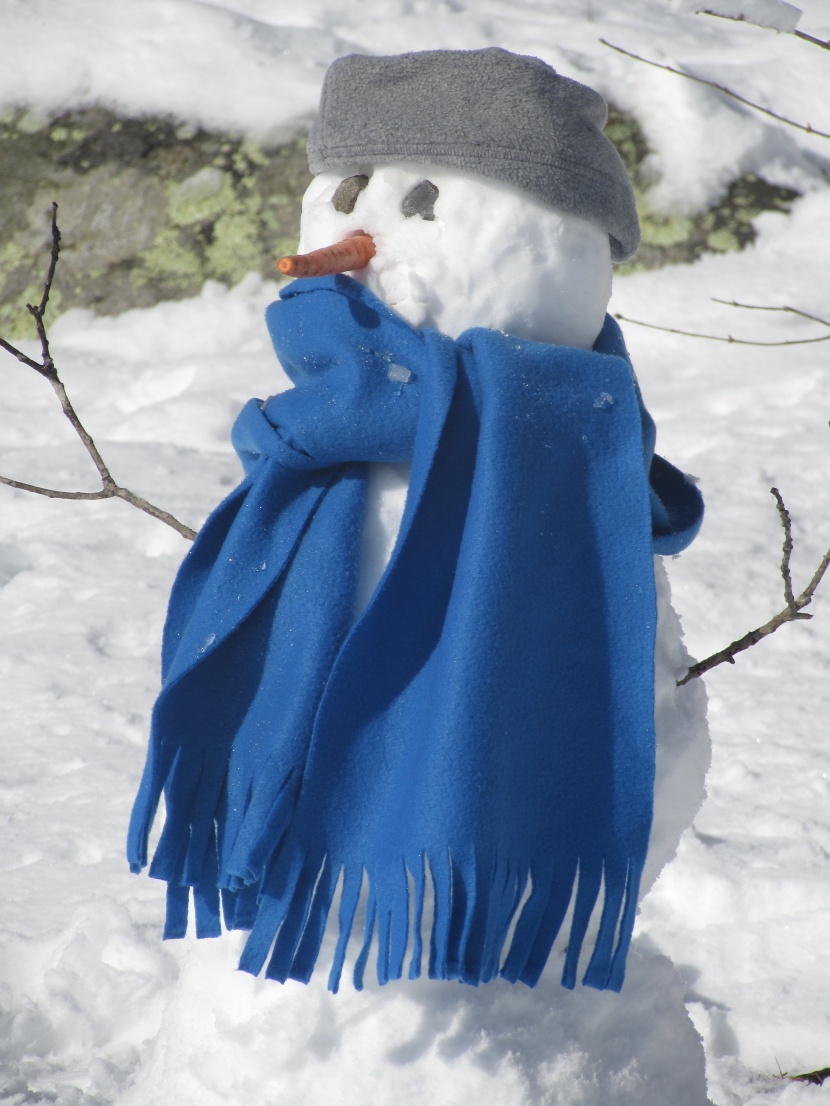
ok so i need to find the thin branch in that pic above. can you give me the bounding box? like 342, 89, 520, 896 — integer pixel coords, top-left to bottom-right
0, 336, 44, 374
695, 8, 830, 52
616, 299, 830, 347
711, 299, 830, 329
49, 372, 115, 486
771, 486, 795, 609
0, 474, 196, 536
678, 488, 830, 684
0, 475, 111, 500
111, 487, 197, 537
0, 203, 197, 542
600, 39, 830, 141
614, 312, 830, 347
5, 200, 63, 380
34, 204, 61, 329
795, 30, 830, 52
790, 1067, 830, 1086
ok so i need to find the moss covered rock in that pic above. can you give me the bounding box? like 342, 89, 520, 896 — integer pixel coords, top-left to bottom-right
0, 105, 800, 338
0, 107, 311, 337
605, 108, 800, 274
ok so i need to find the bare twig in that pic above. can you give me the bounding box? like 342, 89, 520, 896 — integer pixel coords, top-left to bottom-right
790, 1067, 830, 1086
695, 8, 830, 52
0, 203, 196, 541
600, 39, 830, 140
795, 30, 830, 52
614, 314, 830, 347
0, 334, 45, 373
30, 200, 61, 369
678, 488, 830, 684
771, 487, 795, 608
711, 299, 830, 329
615, 299, 830, 347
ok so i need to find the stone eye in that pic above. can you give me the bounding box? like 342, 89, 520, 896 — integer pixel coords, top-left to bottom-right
401, 180, 439, 221
331, 175, 369, 214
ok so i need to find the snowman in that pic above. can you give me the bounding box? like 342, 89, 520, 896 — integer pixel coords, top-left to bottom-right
128, 48, 707, 999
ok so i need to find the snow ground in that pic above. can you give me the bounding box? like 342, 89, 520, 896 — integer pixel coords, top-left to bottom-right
1, 2, 830, 1104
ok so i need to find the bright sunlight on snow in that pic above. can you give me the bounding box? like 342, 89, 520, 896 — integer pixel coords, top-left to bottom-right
1, 3, 830, 1105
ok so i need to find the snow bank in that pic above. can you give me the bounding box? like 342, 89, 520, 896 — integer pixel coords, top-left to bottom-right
671, 0, 803, 33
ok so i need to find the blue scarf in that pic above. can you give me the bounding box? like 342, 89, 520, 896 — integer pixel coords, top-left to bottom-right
128, 275, 702, 993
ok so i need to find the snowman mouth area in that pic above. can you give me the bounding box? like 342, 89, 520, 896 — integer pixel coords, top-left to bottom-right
277, 232, 376, 278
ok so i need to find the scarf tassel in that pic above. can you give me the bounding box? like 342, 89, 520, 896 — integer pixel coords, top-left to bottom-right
152, 845, 645, 992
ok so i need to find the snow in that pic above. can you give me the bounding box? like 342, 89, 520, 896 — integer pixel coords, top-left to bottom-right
2, 2, 830, 1105
671, 0, 803, 34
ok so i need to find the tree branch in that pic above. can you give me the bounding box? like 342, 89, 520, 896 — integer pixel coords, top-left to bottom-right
693, 8, 830, 53
0, 475, 111, 500
771, 486, 796, 609
711, 299, 830, 329
614, 314, 830, 347
112, 485, 197, 536
29, 201, 62, 373
0, 335, 44, 374
600, 39, 830, 140
0, 203, 197, 541
790, 1066, 830, 1086
794, 29, 830, 52
678, 487, 830, 684
615, 299, 830, 347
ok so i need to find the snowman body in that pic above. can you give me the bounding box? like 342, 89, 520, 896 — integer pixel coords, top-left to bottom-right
128, 47, 706, 997
124, 50, 710, 1101
294, 160, 708, 902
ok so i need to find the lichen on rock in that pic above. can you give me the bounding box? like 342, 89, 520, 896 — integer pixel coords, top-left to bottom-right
0, 105, 802, 338
0, 107, 312, 337
605, 107, 800, 273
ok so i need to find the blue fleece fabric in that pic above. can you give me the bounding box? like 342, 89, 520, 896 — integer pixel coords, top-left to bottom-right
128, 274, 703, 992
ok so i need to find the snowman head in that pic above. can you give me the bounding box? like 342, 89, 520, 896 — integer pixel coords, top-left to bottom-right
299, 48, 639, 350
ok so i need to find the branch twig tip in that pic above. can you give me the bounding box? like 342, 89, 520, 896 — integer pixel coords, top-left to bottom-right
0, 204, 195, 542
679, 485, 830, 684
600, 38, 830, 141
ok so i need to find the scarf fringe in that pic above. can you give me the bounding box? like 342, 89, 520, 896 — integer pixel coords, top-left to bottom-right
156, 843, 642, 993
130, 616, 643, 995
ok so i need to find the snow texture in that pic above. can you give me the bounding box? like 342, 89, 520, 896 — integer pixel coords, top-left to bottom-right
1, 2, 830, 1105
300, 166, 613, 349
671, 0, 803, 33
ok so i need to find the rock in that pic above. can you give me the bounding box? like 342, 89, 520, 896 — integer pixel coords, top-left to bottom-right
0, 107, 312, 337
605, 108, 800, 273
0, 105, 799, 337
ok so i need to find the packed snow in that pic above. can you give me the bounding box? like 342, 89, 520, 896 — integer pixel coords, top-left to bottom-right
671, 0, 803, 34
2, 2, 830, 1105
299, 166, 613, 348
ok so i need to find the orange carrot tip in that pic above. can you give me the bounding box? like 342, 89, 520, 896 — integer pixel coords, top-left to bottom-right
277, 234, 375, 278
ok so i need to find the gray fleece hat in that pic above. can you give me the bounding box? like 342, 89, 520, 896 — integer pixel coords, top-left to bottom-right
307, 47, 639, 262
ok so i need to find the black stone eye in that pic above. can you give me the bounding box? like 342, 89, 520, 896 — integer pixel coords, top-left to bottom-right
401, 180, 439, 221
331, 175, 369, 214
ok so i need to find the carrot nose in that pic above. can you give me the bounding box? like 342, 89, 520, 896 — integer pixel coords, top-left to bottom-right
277, 234, 376, 278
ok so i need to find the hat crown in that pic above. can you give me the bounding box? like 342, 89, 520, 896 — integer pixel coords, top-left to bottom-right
307, 48, 639, 262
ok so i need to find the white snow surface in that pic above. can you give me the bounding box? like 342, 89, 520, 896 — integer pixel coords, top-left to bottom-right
671, 0, 803, 33
1, 3, 830, 1105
